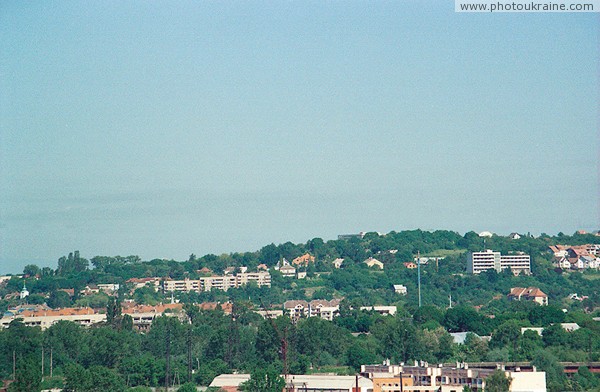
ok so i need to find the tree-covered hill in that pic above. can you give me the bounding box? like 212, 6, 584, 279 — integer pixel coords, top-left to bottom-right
1, 230, 599, 391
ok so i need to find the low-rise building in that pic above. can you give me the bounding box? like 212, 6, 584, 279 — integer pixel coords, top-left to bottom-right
359, 306, 397, 316
361, 363, 546, 392
284, 300, 309, 321
210, 373, 373, 392
393, 284, 407, 295
126, 277, 161, 291
97, 283, 120, 294
332, 258, 345, 269
338, 232, 366, 240
372, 374, 414, 392
0, 307, 106, 330
560, 322, 580, 332
364, 257, 384, 269
508, 287, 548, 306
308, 299, 342, 321
279, 264, 297, 277
284, 299, 342, 321
122, 303, 184, 331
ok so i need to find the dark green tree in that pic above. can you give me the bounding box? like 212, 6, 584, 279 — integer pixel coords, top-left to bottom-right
240, 367, 285, 392
177, 382, 198, 392
47, 290, 71, 309
485, 369, 511, 392
8, 357, 41, 392
22, 264, 41, 277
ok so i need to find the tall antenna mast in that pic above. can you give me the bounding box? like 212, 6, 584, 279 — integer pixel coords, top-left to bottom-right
417, 251, 421, 308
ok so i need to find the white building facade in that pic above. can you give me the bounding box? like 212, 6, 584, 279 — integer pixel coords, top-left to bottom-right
467, 250, 530, 275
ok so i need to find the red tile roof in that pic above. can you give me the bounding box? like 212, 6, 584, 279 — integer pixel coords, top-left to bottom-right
292, 253, 315, 266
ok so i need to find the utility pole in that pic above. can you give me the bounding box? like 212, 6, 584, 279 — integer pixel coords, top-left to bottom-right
399, 370, 404, 392
417, 251, 422, 308
41, 345, 44, 381
50, 348, 53, 378
187, 324, 192, 383
165, 321, 171, 390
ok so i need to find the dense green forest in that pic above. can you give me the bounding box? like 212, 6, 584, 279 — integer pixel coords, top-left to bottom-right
1, 230, 599, 391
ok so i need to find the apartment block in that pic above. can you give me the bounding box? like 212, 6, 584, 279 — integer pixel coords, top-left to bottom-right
467, 250, 530, 275
283, 299, 342, 322
163, 271, 271, 293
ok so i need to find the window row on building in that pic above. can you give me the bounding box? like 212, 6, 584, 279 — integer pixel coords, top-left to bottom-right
467, 250, 531, 275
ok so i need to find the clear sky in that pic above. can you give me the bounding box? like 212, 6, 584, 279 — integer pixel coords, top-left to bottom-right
1, 1, 598, 274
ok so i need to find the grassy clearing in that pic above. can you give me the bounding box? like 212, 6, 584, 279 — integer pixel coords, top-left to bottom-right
423, 249, 467, 257
581, 274, 600, 280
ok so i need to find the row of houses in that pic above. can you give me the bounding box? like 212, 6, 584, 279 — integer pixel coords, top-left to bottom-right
550, 244, 600, 270
283, 299, 398, 322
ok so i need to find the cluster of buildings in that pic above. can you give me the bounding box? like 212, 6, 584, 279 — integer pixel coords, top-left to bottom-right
275, 253, 386, 277
0, 302, 185, 331
283, 299, 397, 322
549, 244, 600, 270
361, 362, 546, 392
208, 362, 547, 392
79, 283, 120, 296
467, 250, 531, 275
284, 299, 343, 321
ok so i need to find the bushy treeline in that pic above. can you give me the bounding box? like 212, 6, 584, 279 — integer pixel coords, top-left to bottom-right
1, 230, 600, 391
1, 299, 599, 392
3, 231, 600, 313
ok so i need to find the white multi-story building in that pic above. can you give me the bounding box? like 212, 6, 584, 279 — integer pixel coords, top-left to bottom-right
500, 253, 531, 275
163, 271, 271, 293
284, 299, 341, 322
467, 250, 530, 275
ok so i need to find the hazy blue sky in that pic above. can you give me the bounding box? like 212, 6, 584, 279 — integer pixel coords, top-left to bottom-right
1, 2, 598, 274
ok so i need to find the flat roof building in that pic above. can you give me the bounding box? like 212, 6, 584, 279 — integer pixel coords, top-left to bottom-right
210, 373, 373, 392
467, 250, 530, 275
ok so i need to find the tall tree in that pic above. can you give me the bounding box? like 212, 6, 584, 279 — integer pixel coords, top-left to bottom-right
240, 368, 285, 392
485, 370, 511, 392
8, 357, 41, 392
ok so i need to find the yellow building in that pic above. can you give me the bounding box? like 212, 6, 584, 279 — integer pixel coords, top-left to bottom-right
372, 374, 413, 392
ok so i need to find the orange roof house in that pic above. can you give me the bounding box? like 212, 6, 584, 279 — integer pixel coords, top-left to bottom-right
508, 287, 548, 306
292, 253, 315, 266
